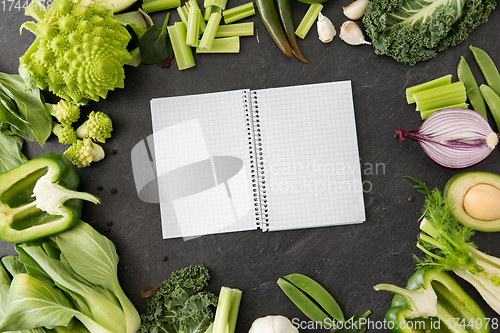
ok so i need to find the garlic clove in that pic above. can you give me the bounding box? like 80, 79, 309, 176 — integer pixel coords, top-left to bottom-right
339, 21, 371, 45
317, 12, 336, 43
271, 315, 299, 333
342, 0, 370, 20
248, 315, 298, 333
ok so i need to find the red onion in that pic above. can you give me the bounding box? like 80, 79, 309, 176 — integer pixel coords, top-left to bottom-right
396, 108, 498, 168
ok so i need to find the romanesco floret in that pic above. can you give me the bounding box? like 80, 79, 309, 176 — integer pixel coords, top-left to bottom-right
19, 0, 132, 104
76, 111, 112, 143
52, 123, 77, 144
64, 138, 105, 168
49, 100, 80, 124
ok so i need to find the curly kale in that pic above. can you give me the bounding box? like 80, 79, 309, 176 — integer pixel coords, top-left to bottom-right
362, 0, 496, 65
140, 265, 218, 333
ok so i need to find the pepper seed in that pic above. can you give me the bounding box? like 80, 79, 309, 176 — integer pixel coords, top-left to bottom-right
104, 226, 111, 232
110, 149, 117, 155
107, 221, 113, 226
408, 196, 414, 202
110, 189, 117, 194
97, 186, 103, 191
162, 257, 167, 262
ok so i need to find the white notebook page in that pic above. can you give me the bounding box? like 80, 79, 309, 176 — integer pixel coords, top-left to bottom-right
254, 81, 366, 231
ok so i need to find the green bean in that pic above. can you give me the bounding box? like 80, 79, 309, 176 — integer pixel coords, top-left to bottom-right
470, 46, 500, 97
283, 273, 345, 322
277, 277, 331, 324
479, 84, 500, 131
457, 56, 488, 119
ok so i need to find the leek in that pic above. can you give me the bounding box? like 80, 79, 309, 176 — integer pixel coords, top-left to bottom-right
199, 12, 222, 50
168, 22, 196, 70
222, 2, 255, 24
295, 3, 323, 39
215, 22, 253, 37
196, 37, 240, 53
406, 74, 452, 104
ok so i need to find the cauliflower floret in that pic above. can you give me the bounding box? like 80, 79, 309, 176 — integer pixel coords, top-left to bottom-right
76, 111, 112, 143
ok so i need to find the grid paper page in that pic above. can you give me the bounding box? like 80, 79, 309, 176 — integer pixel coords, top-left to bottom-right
254, 81, 366, 231
150, 90, 257, 239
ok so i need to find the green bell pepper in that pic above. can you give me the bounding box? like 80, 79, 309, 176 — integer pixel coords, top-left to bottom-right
0, 153, 100, 243
374, 268, 489, 333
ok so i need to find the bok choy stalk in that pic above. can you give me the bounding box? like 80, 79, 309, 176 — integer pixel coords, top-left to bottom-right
412, 177, 500, 315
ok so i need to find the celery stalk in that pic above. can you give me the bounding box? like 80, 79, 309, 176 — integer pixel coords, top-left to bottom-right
186, 5, 200, 46
420, 103, 469, 119
212, 287, 242, 333
204, 0, 227, 10
196, 37, 239, 53
188, 0, 206, 33
199, 12, 222, 50
406, 74, 452, 104
215, 22, 253, 37
177, 5, 189, 24
204, 5, 222, 21
222, 2, 255, 24
167, 22, 196, 70
142, 0, 181, 13
295, 3, 323, 39
413, 82, 467, 111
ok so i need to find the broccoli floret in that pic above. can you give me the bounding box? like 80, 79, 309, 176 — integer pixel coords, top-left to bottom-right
76, 111, 113, 143
52, 123, 77, 144
64, 138, 105, 168
362, 0, 496, 65
48, 100, 80, 124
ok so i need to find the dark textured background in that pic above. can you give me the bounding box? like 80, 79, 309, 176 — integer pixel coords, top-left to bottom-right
1, 0, 500, 331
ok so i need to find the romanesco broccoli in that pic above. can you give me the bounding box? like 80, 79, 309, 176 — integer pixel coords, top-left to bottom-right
64, 138, 105, 167
52, 123, 77, 144
48, 100, 80, 124
19, 0, 132, 104
76, 111, 113, 143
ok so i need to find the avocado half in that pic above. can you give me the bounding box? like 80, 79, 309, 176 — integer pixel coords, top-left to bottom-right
444, 171, 500, 232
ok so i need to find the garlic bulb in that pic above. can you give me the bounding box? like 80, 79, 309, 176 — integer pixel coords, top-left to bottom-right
248, 315, 299, 333
342, 0, 370, 20
339, 21, 371, 45
317, 12, 336, 43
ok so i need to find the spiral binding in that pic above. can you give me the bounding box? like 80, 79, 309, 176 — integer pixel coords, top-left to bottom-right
250, 90, 269, 231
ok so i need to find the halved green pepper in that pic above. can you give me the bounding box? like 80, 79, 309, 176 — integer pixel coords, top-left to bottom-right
0, 153, 100, 243
374, 268, 489, 333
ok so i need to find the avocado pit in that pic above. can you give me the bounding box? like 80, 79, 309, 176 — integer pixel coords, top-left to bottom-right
463, 184, 500, 221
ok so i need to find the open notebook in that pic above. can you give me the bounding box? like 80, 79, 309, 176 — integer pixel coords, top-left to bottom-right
151, 81, 366, 239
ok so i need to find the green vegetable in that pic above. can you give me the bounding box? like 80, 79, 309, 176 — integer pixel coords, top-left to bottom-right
168, 22, 196, 70
362, 0, 496, 65
0, 153, 100, 243
75, 111, 113, 143
115, 10, 150, 38
139, 265, 218, 333
64, 138, 106, 168
139, 13, 173, 65
204, 0, 228, 10
458, 56, 488, 119
142, 0, 181, 13
47, 100, 80, 125
276, 0, 308, 63
255, 0, 292, 57
420, 102, 468, 119
215, 22, 254, 37
480, 84, 500, 130
187, 6, 201, 46
406, 74, 452, 104
295, 3, 323, 39
0, 128, 27, 174
205, 5, 222, 20
410, 177, 500, 316
196, 37, 240, 53
52, 123, 77, 144
199, 12, 222, 50
471, 46, 500, 97
212, 287, 242, 333
413, 81, 466, 112
19, 0, 132, 104
374, 268, 489, 333
222, 2, 255, 24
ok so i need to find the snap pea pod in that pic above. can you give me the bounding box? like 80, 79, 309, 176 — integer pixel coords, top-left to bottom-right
479, 84, 500, 131
458, 56, 488, 119
471, 46, 500, 97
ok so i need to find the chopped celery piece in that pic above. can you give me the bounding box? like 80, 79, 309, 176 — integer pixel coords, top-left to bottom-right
196, 37, 239, 53
295, 3, 323, 39
222, 2, 255, 24
199, 12, 222, 50
215, 22, 253, 37
177, 5, 189, 24
420, 103, 469, 119
406, 74, 452, 104
212, 287, 242, 333
167, 22, 196, 70
204, 0, 227, 10
142, 0, 181, 13
204, 5, 222, 21
413, 81, 466, 111
186, 5, 200, 46
188, 0, 206, 33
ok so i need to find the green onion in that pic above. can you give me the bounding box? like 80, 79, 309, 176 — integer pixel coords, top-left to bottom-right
199, 12, 222, 50
215, 22, 253, 37
196, 37, 239, 53
406, 74, 452, 104
222, 2, 255, 24
204, 5, 222, 21
177, 5, 189, 24
204, 0, 227, 10
413, 81, 466, 111
212, 287, 242, 333
295, 3, 323, 39
420, 102, 469, 119
167, 22, 196, 70
142, 0, 181, 13
186, 5, 200, 46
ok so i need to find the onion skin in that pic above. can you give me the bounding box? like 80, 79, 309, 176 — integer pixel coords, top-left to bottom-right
396, 108, 498, 169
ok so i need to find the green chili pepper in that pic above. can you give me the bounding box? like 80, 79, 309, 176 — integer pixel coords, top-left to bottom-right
480, 84, 500, 131
275, 0, 308, 63
457, 56, 487, 119
374, 268, 490, 333
255, 0, 293, 57
0, 153, 100, 243
471, 46, 500, 97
